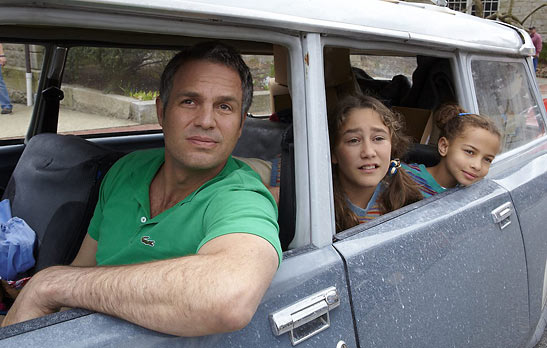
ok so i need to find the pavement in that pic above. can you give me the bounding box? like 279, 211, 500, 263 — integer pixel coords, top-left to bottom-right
1, 104, 146, 141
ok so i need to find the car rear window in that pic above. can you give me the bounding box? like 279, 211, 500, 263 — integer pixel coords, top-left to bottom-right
471, 59, 546, 152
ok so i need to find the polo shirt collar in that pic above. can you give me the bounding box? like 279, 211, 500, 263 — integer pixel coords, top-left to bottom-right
130, 152, 238, 216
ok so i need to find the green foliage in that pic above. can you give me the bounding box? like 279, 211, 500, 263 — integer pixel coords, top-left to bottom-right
539, 45, 547, 63
125, 89, 159, 101
64, 47, 176, 96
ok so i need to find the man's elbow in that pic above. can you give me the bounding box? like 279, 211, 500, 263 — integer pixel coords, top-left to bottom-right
216, 296, 258, 332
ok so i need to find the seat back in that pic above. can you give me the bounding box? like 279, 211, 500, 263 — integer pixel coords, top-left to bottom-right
2, 133, 123, 273
277, 125, 296, 250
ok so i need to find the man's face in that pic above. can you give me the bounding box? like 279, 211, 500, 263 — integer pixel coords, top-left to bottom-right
530, 28, 537, 36
156, 60, 244, 173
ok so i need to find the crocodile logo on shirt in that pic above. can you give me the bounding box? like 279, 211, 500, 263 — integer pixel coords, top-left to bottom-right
141, 236, 155, 247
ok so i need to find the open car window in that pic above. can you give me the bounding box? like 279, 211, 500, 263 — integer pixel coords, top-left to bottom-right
0, 43, 45, 142
58, 46, 275, 136
471, 59, 546, 152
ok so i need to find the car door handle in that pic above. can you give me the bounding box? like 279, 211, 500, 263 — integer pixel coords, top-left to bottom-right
269, 287, 340, 345
491, 202, 513, 230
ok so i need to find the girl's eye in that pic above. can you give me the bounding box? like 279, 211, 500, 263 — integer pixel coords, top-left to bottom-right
484, 157, 494, 164
373, 136, 385, 142
464, 149, 474, 155
347, 138, 360, 144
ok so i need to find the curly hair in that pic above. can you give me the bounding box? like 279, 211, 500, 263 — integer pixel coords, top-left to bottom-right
329, 94, 422, 232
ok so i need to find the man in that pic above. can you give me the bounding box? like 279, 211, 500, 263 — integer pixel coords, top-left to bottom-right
2, 42, 282, 336
0, 44, 13, 114
530, 27, 543, 73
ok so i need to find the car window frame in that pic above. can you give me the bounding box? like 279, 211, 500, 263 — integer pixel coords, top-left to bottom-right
319, 35, 464, 237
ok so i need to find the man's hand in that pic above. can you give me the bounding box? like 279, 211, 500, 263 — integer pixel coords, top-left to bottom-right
1, 233, 279, 336
1, 268, 62, 327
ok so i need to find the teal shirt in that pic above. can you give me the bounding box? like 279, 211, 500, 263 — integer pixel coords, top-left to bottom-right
88, 148, 282, 266
401, 163, 445, 198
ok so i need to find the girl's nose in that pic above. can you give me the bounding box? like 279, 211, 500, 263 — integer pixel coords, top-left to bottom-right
360, 140, 376, 158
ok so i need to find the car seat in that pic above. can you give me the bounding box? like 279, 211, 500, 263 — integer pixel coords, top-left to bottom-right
2, 133, 123, 275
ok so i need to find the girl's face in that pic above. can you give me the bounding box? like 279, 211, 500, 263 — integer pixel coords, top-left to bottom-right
438, 126, 500, 187
332, 108, 392, 204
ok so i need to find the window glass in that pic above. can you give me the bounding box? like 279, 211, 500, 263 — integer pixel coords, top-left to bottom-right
471, 60, 546, 152
0, 43, 44, 141
58, 47, 274, 136
447, 0, 498, 17
350, 55, 416, 81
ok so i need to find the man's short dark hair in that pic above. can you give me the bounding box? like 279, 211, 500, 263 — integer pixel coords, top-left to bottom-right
529, 26, 536, 30
159, 41, 253, 118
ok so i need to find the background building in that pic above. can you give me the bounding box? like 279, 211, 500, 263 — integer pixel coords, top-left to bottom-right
406, 0, 545, 38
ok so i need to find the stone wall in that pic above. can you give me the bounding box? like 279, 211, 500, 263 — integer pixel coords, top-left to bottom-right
500, 0, 546, 38
404, 0, 546, 38
1, 44, 43, 104
2, 44, 44, 70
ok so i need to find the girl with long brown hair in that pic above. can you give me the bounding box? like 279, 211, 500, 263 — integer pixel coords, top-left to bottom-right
329, 94, 422, 233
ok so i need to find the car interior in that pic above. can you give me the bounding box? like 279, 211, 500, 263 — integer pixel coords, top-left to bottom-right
0, 34, 463, 281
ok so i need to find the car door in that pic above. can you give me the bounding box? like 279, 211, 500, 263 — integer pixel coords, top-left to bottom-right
323, 41, 530, 346
333, 178, 529, 348
0, 31, 358, 347
469, 57, 547, 340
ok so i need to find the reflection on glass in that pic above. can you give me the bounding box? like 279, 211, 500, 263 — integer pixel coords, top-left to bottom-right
472, 60, 545, 152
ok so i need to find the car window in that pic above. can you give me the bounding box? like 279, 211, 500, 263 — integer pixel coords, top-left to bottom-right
58, 47, 275, 136
0, 43, 44, 142
350, 54, 416, 81
471, 59, 546, 152
325, 45, 459, 233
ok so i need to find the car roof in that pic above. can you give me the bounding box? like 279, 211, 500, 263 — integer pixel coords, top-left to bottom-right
0, 0, 534, 55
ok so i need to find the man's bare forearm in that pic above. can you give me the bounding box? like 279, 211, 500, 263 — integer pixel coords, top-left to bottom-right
12, 234, 278, 336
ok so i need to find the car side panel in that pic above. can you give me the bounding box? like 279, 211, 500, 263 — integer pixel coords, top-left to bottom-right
0, 246, 357, 347
491, 144, 547, 334
334, 180, 529, 347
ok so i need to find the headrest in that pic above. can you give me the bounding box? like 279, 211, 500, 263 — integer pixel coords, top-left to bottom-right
269, 78, 291, 113
273, 45, 290, 87
323, 47, 354, 87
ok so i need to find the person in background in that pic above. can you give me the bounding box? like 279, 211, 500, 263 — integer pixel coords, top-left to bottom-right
329, 94, 422, 232
529, 27, 542, 74
0, 44, 13, 114
403, 108, 501, 197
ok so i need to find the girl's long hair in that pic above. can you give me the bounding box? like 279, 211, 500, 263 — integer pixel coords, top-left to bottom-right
329, 95, 423, 232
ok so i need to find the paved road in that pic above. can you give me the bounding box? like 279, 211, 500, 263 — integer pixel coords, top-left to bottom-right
1, 104, 142, 140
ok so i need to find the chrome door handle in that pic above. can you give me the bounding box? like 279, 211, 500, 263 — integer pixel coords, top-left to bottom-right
270, 287, 340, 345
491, 202, 513, 230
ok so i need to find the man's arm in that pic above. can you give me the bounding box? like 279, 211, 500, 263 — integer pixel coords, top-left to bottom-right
70, 234, 98, 267
2, 233, 278, 336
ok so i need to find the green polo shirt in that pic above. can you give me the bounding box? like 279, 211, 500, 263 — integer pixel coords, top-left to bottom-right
88, 148, 281, 266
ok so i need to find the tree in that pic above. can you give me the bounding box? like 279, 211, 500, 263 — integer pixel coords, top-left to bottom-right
469, 0, 545, 29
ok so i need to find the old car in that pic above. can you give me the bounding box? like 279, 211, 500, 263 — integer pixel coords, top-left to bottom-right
0, 0, 546, 347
